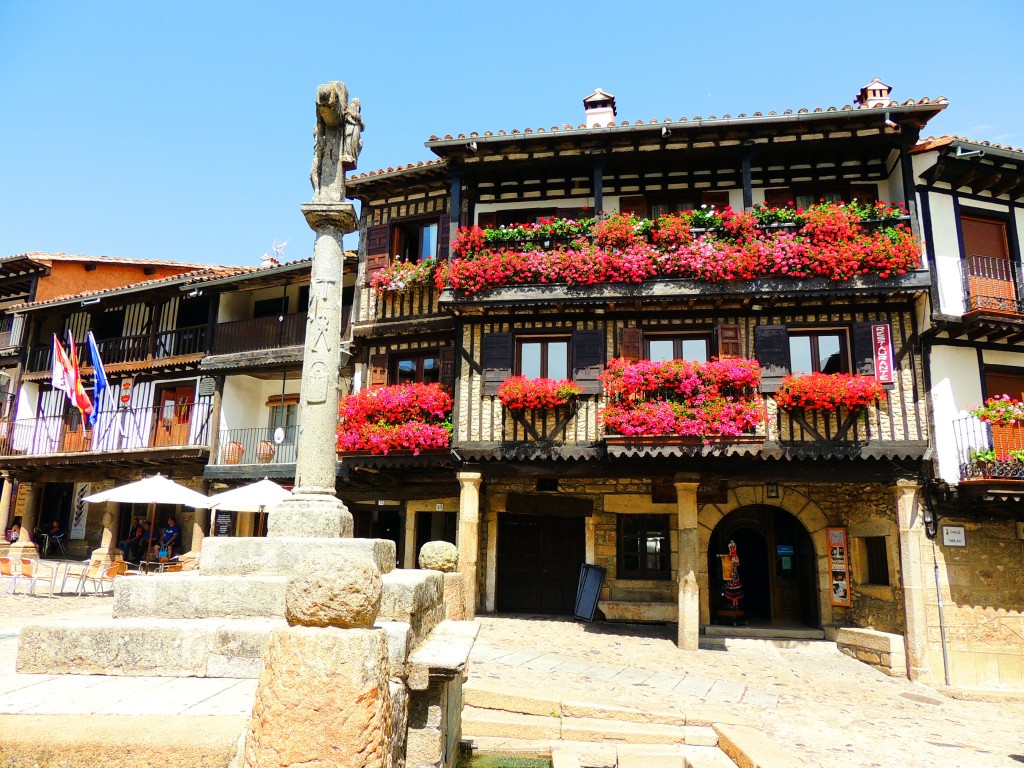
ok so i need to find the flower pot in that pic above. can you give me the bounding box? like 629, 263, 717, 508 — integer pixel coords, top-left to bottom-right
222, 441, 244, 465
256, 439, 276, 464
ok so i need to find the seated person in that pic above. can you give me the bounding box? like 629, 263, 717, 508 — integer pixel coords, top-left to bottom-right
157, 516, 182, 558
118, 518, 144, 562
139, 522, 157, 560
45, 519, 65, 556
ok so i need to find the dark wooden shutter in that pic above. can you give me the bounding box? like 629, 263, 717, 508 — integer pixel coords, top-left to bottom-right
851, 322, 877, 377
702, 191, 730, 210
440, 347, 455, 391
753, 325, 790, 394
365, 224, 391, 278
482, 333, 513, 395
716, 323, 742, 359
477, 212, 498, 229
369, 354, 388, 389
962, 217, 1009, 260
437, 213, 451, 260
619, 328, 643, 361
849, 184, 879, 206
764, 188, 793, 208
572, 329, 604, 395
618, 195, 648, 218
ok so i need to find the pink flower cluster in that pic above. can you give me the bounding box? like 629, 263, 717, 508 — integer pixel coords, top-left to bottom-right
497, 376, 581, 410
598, 357, 765, 439
369, 258, 437, 293
971, 395, 1024, 426
774, 372, 886, 412
336, 383, 452, 455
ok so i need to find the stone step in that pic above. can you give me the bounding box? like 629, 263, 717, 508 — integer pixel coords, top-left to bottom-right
464, 737, 734, 768
561, 717, 691, 745
683, 746, 739, 768
700, 637, 836, 653
199, 536, 396, 576
461, 706, 562, 740
703, 625, 825, 640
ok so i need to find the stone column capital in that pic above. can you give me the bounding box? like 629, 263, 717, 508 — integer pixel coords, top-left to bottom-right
673, 472, 701, 486
457, 471, 482, 490
300, 201, 358, 233
895, 477, 922, 493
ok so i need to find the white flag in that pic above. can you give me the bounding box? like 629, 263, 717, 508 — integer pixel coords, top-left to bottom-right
51, 334, 72, 395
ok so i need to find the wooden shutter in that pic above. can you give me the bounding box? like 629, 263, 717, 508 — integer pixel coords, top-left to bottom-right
716, 323, 742, 359
440, 347, 455, 391
753, 325, 790, 394
962, 216, 1013, 310
851, 322, 877, 377
369, 354, 388, 389
619, 327, 643, 361
437, 213, 451, 260
572, 329, 604, 395
618, 195, 648, 218
849, 184, 879, 206
477, 212, 498, 228
365, 224, 391, 278
702, 191, 730, 210
482, 333, 513, 395
764, 188, 793, 208
962, 216, 1009, 260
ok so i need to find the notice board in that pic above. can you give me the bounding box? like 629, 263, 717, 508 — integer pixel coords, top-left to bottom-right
827, 527, 851, 607
574, 564, 606, 622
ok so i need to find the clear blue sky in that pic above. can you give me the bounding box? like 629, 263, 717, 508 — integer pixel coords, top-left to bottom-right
1, 1, 1021, 266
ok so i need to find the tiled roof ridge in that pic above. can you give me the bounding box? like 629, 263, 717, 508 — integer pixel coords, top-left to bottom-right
0, 252, 219, 269
348, 158, 446, 182
426, 97, 949, 143
914, 135, 1024, 154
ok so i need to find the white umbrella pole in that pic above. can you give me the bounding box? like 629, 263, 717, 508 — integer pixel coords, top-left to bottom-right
147, 500, 156, 574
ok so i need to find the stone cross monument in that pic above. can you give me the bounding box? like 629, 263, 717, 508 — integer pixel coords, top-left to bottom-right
268, 81, 360, 538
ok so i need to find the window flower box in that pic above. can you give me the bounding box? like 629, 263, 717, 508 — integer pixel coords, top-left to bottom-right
496, 376, 581, 410
774, 372, 886, 413
336, 383, 452, 455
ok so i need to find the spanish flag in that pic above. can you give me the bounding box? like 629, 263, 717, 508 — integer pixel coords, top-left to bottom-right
65, 332, 93, 418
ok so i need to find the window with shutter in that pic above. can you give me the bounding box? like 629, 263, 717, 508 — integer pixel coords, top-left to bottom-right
851, 322, 878, 377
961, 215, 1014, 311
572, 329, 604, 394
702, 191, 730, 210
365, 224, 390, 278
476, 212, 498, 228
716, 323, 742, 359
849, 184, 879, 206
764, 188, 793, 208
619, 328, 643, 361
440, 347, 455, 391
482, 333, 513, 395
753, 325, 791, 393
788, 331, 848, 375
437, 213, 451, 260
618, 196, 648, 218
369, 354, 388, 389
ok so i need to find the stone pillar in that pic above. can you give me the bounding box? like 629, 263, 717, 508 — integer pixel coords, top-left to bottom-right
90, 502, 124, 563
8, 482, 40, 560
457, 472, 482, 620
895, 478, 930, 682
186, 507, 209, 560
404, 508, 417, 569
674, 473, 701, 651
266, 200, 358, 539
0, 474, 13, 537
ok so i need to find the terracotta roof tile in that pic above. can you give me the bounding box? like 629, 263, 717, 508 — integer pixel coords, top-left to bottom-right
913, 135, 1024, 155
347, 158, 446, 182
0, 252, 214, 269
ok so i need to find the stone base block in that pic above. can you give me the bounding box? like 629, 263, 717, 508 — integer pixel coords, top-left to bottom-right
832, 627, 907, 677
200, 536, 396, 576
599, 600, 677, 623
442, 571, 466, 620
16, 618, 283, 677
408, 621, 479, 692
380, 569, 444, 647
113, 573, 289, 620
266, 493, 353, 538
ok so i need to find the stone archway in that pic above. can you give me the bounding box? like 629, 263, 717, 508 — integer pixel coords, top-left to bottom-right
697, 485, 832, 627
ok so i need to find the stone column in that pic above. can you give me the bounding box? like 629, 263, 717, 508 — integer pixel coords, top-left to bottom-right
90, 501, 123, 564
674, 472, 701, 651
267, 201, 358, 539
186, 507, 209, 560
403, 507, 417, 569
8, 482, 40, 560
457, 472, 482, 620
0, 474, 13, 538
895, 478, 930, 682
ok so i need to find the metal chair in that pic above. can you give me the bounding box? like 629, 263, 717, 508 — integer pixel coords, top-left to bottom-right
77, 560, 128, 594
0, 556, 20, 595
16, 558, 57, 598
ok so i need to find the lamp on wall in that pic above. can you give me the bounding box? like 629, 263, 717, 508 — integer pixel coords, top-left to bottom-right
766, 482, 779, 499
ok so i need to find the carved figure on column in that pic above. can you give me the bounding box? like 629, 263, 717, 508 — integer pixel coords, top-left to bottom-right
341, 97, 363, 171
310, 81, 352, 203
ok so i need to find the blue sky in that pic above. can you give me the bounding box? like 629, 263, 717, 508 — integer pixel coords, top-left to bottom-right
1, 1, 1021, 266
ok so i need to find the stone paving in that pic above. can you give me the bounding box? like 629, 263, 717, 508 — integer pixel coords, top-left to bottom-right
469, 615, 1024, 768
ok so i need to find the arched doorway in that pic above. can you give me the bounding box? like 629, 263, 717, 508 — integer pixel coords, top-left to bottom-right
708, 505, 819, 628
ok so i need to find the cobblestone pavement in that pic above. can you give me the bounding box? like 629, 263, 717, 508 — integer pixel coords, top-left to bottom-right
470, 615, 1024, 768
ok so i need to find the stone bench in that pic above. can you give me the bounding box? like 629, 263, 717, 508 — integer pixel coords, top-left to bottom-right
827, 626, 907, 677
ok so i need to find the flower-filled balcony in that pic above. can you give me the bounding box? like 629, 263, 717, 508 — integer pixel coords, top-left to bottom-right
336, 383, 452, 466
363, 260, 442, 325
600, 357, 767, 458
496, 376, 585, 445
430, 202, 919, 302
955, 397, 1024, 483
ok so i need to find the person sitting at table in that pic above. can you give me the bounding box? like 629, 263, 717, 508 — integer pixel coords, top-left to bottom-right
158, 516, 182, 558
118, 518, 144, 562
139, 521, 157, 561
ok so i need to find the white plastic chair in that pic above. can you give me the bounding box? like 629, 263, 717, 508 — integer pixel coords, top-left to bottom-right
0, 556, 20, 595
15, 559, 57, 598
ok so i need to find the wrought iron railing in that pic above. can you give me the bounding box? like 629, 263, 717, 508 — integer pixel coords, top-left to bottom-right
954, 415, 1024, 480
25, 325, 208, 372
211, 313, 307, 355
0, 402, 212, 457
214, 425, 299, 465
0, 316, 23, 349
962, 255, 1024, 315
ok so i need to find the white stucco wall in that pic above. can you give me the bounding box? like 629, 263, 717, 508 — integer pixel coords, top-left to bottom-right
220, 375, 300, 432
929, 345, 983, 483
927, 192, 963, 317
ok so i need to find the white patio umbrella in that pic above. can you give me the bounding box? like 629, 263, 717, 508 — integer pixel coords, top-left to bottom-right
206, 478, 292, 537
84, 474, 209, 572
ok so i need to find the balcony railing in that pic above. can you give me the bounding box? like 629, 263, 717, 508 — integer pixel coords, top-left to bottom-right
962, 255, 1024, 315
954, 415, 1024, 481
0, 316, 23, 350
25, 325, 208, 372
214, 426, 298, 465
0, 402, 212, 458
211, 313, 307, 355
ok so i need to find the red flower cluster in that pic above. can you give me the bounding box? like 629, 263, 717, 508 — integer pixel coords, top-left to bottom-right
496, 376, 581, 410
971, 395, 1024, 426
598, 358, 765, 439
774, 372, 886, 412
440, 204, 920, 295
336, 383, 453, 455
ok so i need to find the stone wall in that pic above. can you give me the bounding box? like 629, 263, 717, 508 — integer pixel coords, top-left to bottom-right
923, 516, 1024, 690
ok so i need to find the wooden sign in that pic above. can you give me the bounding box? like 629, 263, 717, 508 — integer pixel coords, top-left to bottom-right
871, 324, 894, 384
827, 527, 851, 607
697, 479, 727, 504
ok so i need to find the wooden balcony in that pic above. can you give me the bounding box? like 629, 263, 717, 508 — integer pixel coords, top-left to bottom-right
211, 313, 307, 355
25, 325, 208, 373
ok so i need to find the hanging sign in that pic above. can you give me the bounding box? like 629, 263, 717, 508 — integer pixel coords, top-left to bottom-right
119, 378, 133, 406
872, 324, 894, 384
70, 482, 90, 540
198, 377, 216, 397
827, 527, 851, 607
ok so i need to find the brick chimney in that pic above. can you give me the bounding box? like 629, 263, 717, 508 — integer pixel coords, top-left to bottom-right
855, 78, 893, 109
583, 88, 617, 127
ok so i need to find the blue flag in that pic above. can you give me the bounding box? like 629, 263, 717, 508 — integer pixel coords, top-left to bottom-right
86, 331, 108, 426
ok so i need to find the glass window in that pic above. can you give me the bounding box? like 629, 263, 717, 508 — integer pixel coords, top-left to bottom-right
796, 191, 842, 209
617, 515, 671, 580
518, 339, 568, 379
392, 353, 441, 385
789, 332, 847, 375
392, 218, 441, 263
864, 536, 890, 586
419, 223, 438, 261
268, 403, 298, 443
646, 335, 710, 363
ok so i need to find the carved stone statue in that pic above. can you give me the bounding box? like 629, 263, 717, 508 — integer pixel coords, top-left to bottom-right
310, 81, 362, 202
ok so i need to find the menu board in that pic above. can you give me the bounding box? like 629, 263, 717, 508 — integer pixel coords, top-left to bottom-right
214, 510, 236, 537
827, 527, 851, 607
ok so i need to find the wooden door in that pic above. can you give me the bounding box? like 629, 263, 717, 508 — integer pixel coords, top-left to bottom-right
770, 513, 809, 623
61, 409, 93, 453
496, 513, 585, 614
963, 216, 1015, 312
151, 386, 195, 447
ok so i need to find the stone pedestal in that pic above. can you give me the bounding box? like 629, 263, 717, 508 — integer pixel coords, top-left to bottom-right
674, 474, 701, 651
267, 201, 357, 539
90, 502, 124, 563
185, 506, 210, 560
0, 474, 13, 537
895, 479, 929, 681
456, 472, 481, 620
8, 482, 40, 560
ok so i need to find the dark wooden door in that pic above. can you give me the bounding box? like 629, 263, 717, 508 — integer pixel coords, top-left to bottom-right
496, 513, 585, 614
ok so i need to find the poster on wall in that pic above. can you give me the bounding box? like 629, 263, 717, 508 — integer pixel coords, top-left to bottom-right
827, 527, 851, 606
71, 483, 90, 540
214, 510, 236, 537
